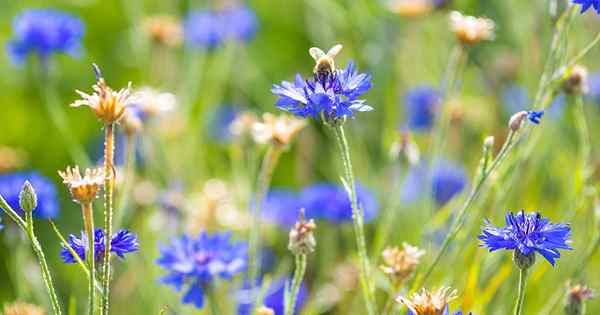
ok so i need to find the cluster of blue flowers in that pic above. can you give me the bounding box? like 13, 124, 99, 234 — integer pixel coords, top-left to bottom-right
573, 0, 600, 14
272, 62, 373, 121
237, 277, 308, 315
261, 182, 378, 227
184, 5, 258, 49
61, 229, 139, 263
479, 210, 572, 266
6, 9, 84, 65
156, 232, 248, 308
0, 172, 59, 219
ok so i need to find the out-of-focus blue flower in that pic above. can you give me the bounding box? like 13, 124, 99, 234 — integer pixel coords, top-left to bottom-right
60, 229, 139, 263
156, 232, 248, 309
573, 0, 600, 13
184, 5, 258, 49
432, 160, 467, 206
262, 189, 304, 227
272, 61, 373, 120
479, 210, 572, 266
6, 9, 84, 65
404, 86, 441, 131
526, 110, 544, 124
501, 84, 530, 116
0, 172, 59, 219
207, 104, 240, 142
301, 183, 378, 224
237, 277, 307, 315
588, 71, 600, 102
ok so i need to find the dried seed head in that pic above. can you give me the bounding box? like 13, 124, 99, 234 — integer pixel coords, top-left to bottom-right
563, 65, 589, 95
449, 11, 495, 44
229, 111, 259, 139
252, 113, 307, 147
58, 166, 104, 204
3, 302, 45, 315
288, 209, 317, 255
380, 243, 425, 283
396, 287, 457, 315
142, 15, 183, 47
564, 282, 595, 315
71, 64, 134, 125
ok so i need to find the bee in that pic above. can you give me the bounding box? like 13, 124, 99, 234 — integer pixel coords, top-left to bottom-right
309, 44, 343, 82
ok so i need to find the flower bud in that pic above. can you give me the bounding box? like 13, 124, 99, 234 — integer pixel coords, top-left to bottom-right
19, 181, 37, 213
509, 111, 528, 132
562, 65, 589, 95
288, 209, 317, 256
564, 283, 595, 315
483, 136, 494, 149
513, 250, 535, 270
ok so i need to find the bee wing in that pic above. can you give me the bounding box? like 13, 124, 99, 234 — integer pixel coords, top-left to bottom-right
326, 44, 343, 58
309, 47, 326, 61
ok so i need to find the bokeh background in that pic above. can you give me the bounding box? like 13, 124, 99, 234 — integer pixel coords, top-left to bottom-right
0, 0, 599, 314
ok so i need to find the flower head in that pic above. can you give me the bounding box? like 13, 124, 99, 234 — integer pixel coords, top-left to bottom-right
381, 243, 425, 283
405, 86, 441, 131
272, 61, 373, 122
449, 11, 495, 44
71, 64, 134, 125
479, 210, 572, 266
563, 64, 589, 95
509, 110, 545, 131
252, 113, 307, 146
58, 166, 104, 204
3, 302, 45, 315
0, 172, 59, 219
6, 9, 84, 65
156, 232, 248, 309
184, 5, 258, 49
396, 287, 457, 315
129, 87, 176, 117
230, 111, 259, 140
288, 209, 317, 255
432, 160, 467, 206
142, 15, 183, 47
572, 0, 600, 14
60, 228, 139, 263
386, 0, 434, 17
237, 277, 308, 315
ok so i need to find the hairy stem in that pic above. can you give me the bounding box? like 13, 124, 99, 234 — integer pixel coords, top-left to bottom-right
82, 203, 96, 315
101, 123, 115, 315
332, 124, 376, 315
285, 254, 307, 315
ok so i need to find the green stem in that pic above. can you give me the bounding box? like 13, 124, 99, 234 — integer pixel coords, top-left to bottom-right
82, 203, 96, 315
420, 131, 516, 286
248, 146, 283, 285
207, 286, 223, 315
26, 211, 63, 315
332, 124, 376, 315
101, 123, 116, 315
514, 268, 528, 315
285, 254, 307, 315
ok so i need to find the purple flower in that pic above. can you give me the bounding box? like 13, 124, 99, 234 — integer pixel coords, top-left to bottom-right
261, 189, 305, 227
432, 160, 467, 206
0, 171, 59, 219
526, 110, 544, 124
6, 9, 84, 65
272, 61, 373, 121
221, 5, 258, 42
156, 232, 248, 309
60, 229, 139, 263
479, 210, 572, 266
237, 277, 308, 315
572, 0, 600, 14
404, 86, 441, 131
301, 183, 378, 224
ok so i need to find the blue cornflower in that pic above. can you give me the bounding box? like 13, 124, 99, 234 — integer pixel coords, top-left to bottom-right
60, 228, 139, 264
432, 161, 467, 206
6, 9, 84, 65
572, 0, 600, 14
156, 232, 248, 309
261, 189, 305, 227
404, 86, 441, 131
479, 210, 572, 266
237, 277, 308, 315
184, 5, 258, 49
221, 5, 258, 43
272, 61, 373, 121
300, 182, 378, 224
207, 104, 240, 142
588, 71, 600, 103
526, 110, 544, 124
0, 172, 59, 219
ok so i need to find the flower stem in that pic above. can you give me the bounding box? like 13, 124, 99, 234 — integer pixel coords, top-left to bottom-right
513, 268, 528, 315
101, 123, 116, 315
285, 254, 307, 315
332, 124, 376, 315
248, 145, 282, 285
419, 131, 516, 286
82, 202, 96, 315
207, 285, 223, 315
26, 211, 63, 315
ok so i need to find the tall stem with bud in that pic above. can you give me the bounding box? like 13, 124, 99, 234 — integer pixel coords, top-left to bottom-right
101, 123, 115, 315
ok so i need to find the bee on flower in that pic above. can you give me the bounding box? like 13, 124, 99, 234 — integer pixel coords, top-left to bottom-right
251, 113, 307, 147
449, 11, 495, 45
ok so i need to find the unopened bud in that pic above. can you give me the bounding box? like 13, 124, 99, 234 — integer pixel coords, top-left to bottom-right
288, 209, 317, 255
19, 181, 37, 213
513, 250, 535, 270
484, 136, 494, 149
256, 306, 275, 315
509, 111, 528, 132
563, 65, 589, 95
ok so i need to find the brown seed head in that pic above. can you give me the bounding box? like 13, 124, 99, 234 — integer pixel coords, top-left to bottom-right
58, 166, 104, 204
